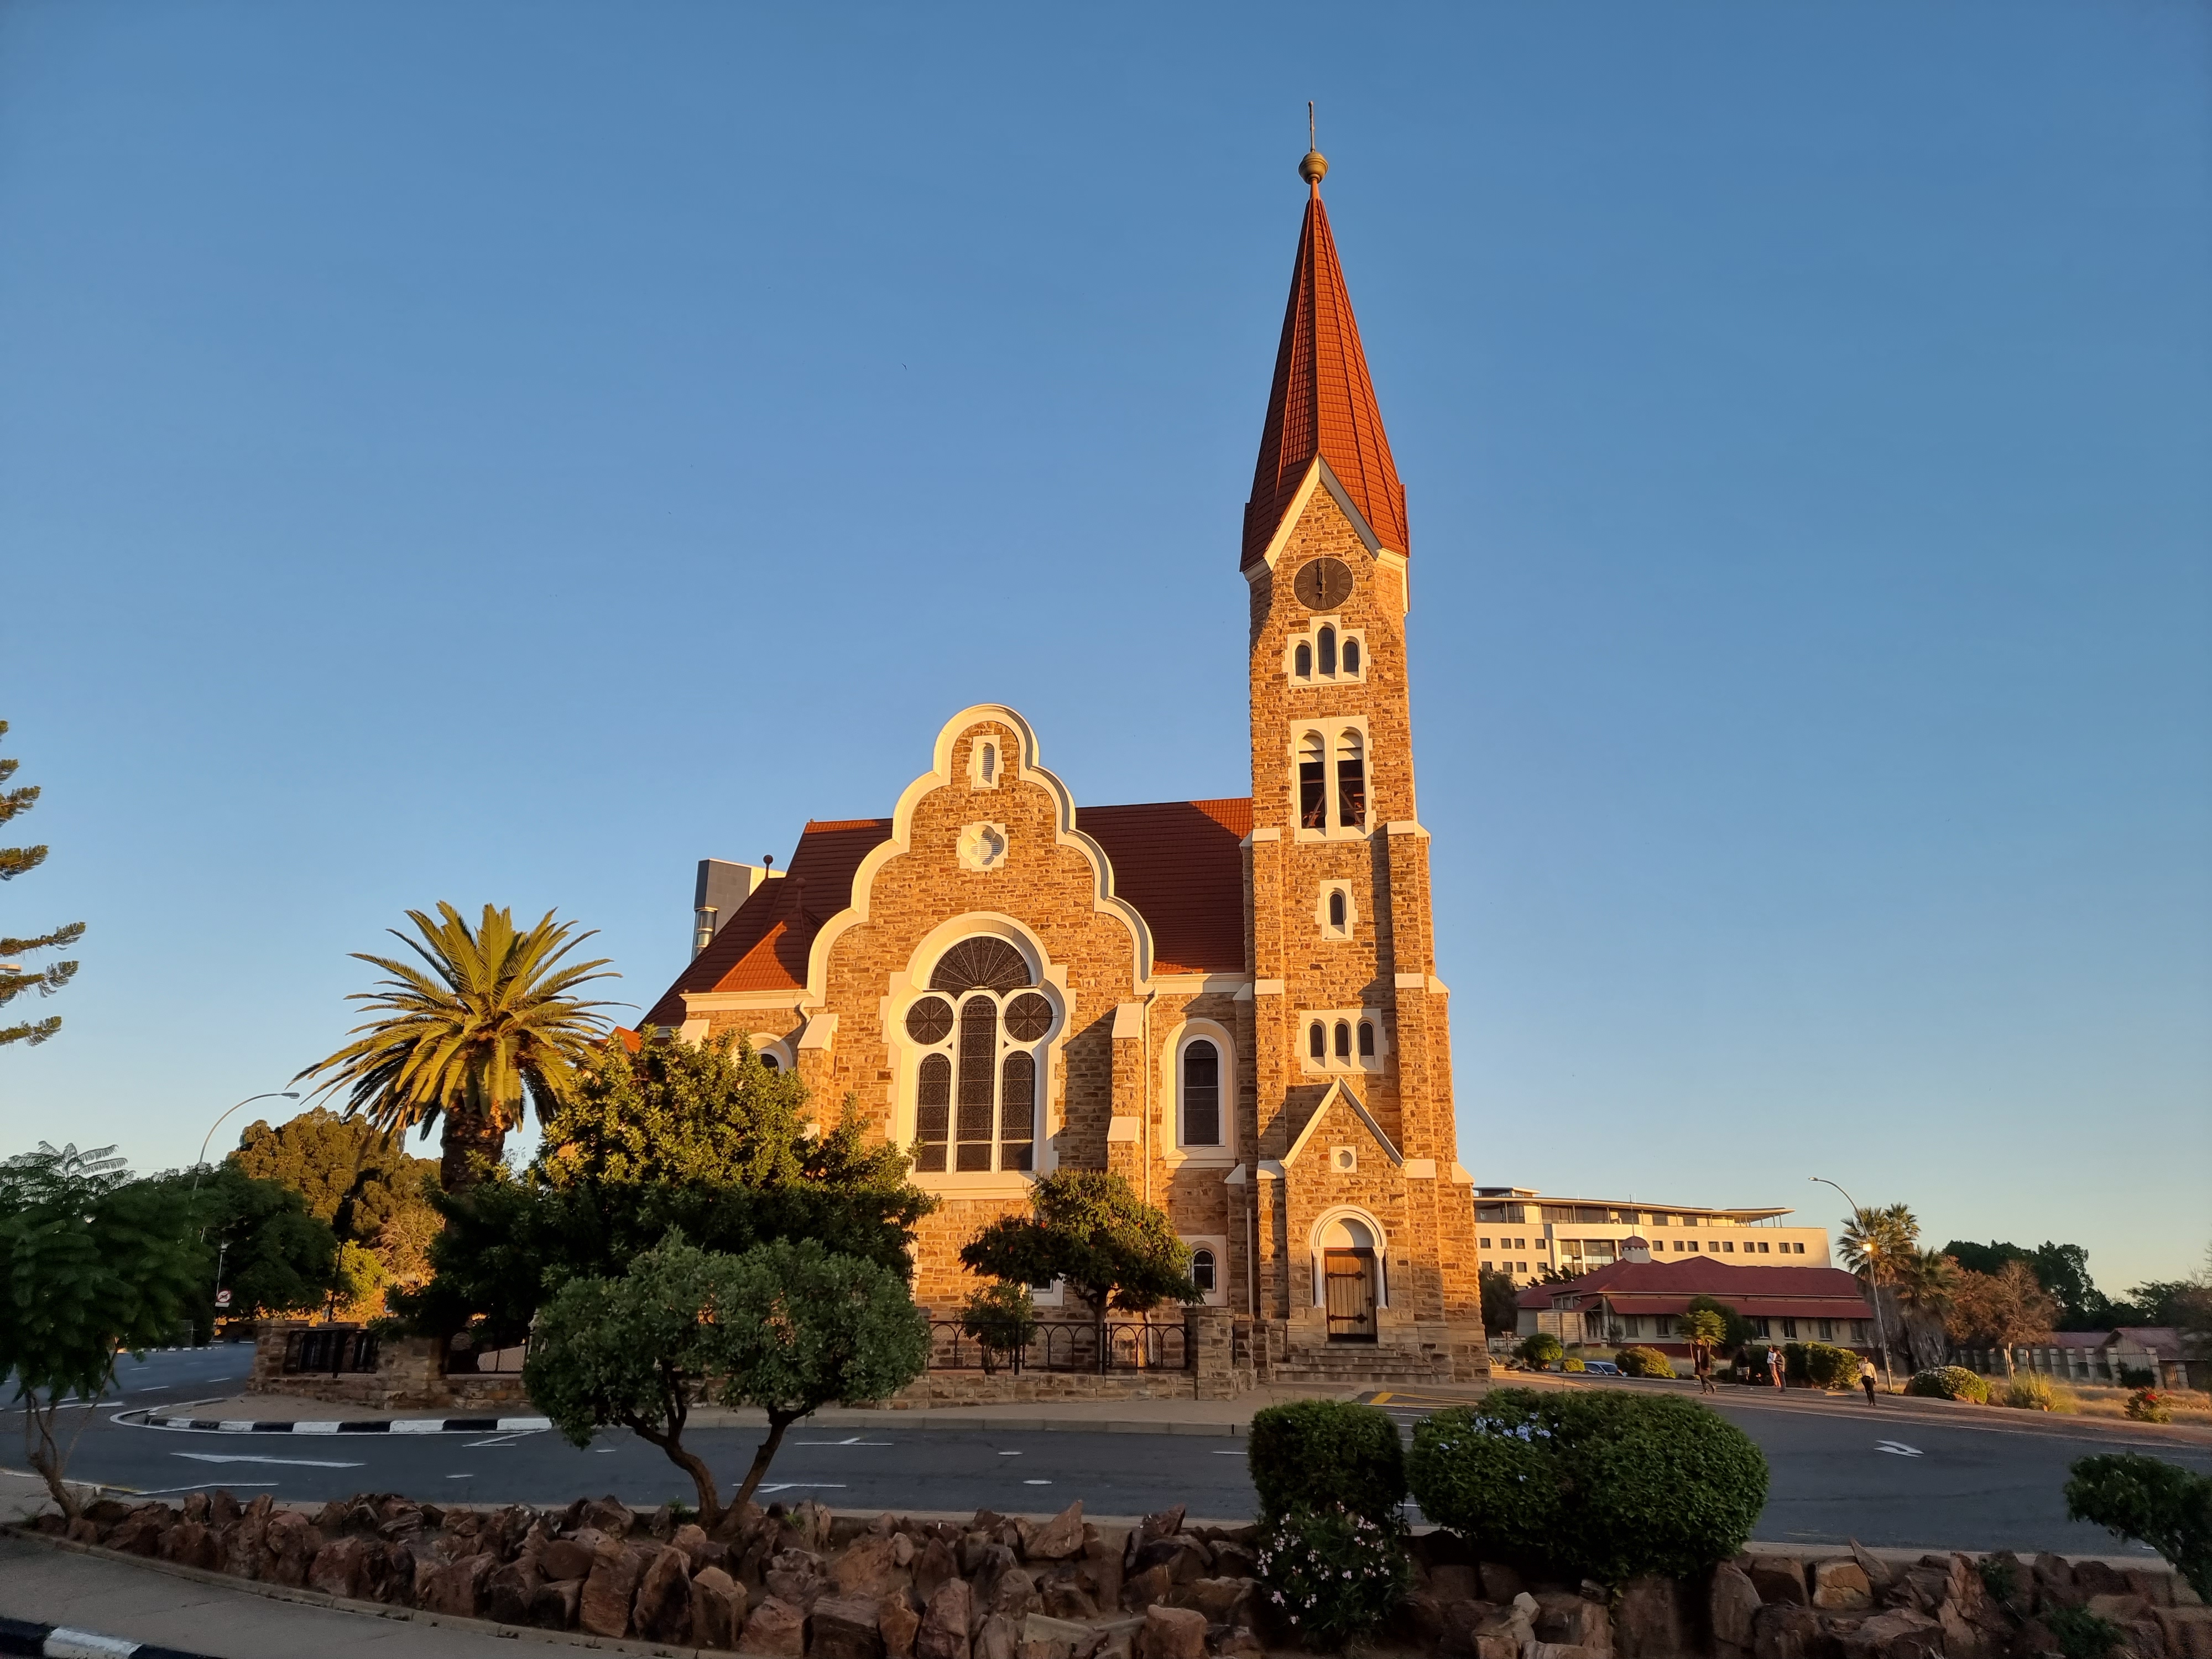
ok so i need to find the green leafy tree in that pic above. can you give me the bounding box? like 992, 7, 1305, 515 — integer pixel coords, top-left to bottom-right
1682, 1307, 1729, 1349
0, 721, 85, 1050
528, 1230, 928, 1527
2065, 1453, 2212, 1604
1518, 1330, 1563, 1367
958, 1282, 1039, 1373
1479, 1266, 1521, 1335
294, 903, 619, 1190
393, 1031, 933, 1343
138, 1162, 343, 1332
1685, 1293, 1755, 1352
229, 1107, 441, 1317
959, 1170, 1199, 1364
0, 1145, 202, 1516
1942, 1239, 2113, 1329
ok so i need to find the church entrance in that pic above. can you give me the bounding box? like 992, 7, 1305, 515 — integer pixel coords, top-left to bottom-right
1320, 1217, 1380, 1342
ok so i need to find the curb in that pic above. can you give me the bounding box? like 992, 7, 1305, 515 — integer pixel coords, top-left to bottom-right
0, 1614, 220, 1657
119, 1412, 551, 1436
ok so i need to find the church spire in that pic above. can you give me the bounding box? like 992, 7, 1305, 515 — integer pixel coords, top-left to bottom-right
1241, 144, 1410, 568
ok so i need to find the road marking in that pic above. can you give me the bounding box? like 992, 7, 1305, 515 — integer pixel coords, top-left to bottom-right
755, 1483, 847, 1494
797, 1436, 891, 1446
1212, 1450, 1243, 1455
1370, 1391, 1394, 1404
466, 1433, 539, 1447
445, 1473, 476, 1479
1875, 1441, 1923, 1457
999, 1451, 1022, 1457
125, 1483, 281, 1497
175, 1453, 364, 1468
1024, 1479, 1051, 1485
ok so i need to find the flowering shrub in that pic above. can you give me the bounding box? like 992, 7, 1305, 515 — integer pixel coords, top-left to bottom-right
1615, 1346, 1675, 1379
2126, 1388, 2174, 1424
1906, 1366, 1991, 1404
1254, 1501, 1410, 1651
1407, 1388, 1767, 1585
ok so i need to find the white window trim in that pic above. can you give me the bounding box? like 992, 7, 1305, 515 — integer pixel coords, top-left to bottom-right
1313, 879, 1358, 940
1283, 615, 1369, 686
1183, 1235, 1230, 1307
745, 1032, 797, 1073
1160, 1018, 1237, 1164
1297, 1008, 1390, 1075
1290, 716, 1373, 842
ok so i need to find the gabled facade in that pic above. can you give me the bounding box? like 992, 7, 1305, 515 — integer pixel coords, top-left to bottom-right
643, 150, 1485, 1382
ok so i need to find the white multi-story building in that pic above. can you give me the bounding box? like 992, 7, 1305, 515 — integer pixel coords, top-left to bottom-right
1474, 1187, 1834, 1284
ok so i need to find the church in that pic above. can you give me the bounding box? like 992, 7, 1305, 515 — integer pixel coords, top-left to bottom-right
644, 147, 1485, 1384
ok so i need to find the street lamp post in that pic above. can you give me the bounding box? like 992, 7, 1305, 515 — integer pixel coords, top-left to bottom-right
1812, 1175, 1895, 1394
188, 1090, 299, 1335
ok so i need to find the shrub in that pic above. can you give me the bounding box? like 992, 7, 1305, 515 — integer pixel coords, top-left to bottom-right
958, 1282, 1037, 1372
1519, 1331, 1563, 1368
1742, 1343, 1773, 1382
1563, 1356, 1586, 1373
2127, 1388, 2175, 1424
1801, 1342, 1856, 1389
1616, 1346, 1675, 1379
2046, 1606, 2125, 1659
2065, 1453, 2212, 1603
1907, 1366, 1991, 1404
1978, 1555, 2020, 1605
1254, 1502, 1410, 1651
1247, 1398, 1408, 1525
1407, 1387, 1768, 1584
2004, 1374, 2072, 1412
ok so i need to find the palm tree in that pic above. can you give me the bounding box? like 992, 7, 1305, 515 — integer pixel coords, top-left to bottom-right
1893, 1248, 1960, 1371
1838, 1202, 1918, 1381
295, 904, 618, 1190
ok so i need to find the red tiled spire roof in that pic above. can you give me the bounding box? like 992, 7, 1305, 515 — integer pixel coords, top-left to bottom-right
1241, 159, 1409, 567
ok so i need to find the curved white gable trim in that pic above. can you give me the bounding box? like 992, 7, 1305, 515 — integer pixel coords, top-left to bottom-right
804, 704, 1156, 998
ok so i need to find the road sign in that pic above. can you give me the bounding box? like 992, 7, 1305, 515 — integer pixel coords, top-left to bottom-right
215, 1288, 232, 1308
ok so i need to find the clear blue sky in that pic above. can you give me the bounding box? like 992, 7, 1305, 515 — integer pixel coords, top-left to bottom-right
4, 4, 2206, 1294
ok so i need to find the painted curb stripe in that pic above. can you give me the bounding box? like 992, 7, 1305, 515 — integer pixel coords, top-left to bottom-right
0, 1619, 221, 1659
129, 1414, 551, 1436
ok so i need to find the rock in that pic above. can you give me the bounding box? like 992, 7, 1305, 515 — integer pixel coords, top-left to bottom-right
1751, 1560, 1810, 1608
581, 1496, 635, 1536
1138, 1507, 1185, 1545
1020, 1640, 1074, 1659
1446, 1599, 1531, 1659
1536, 1590, 1611, 1652
1480, 1561, 1526, 1603
65, 1519, 98, 1546
670, 1522, 713, 1566
1168, 1578, 1254, 1628
1042, 1581, 1099, 1621
529, 1578, 584, 1630
880, 1594, 923, 1659
580, 1541, 651, 1637
632, 1544, 694, 1644
2152, 1607, 2212, 1659
836, 1533, 909, 1598
1020, 1503, 1087, 1563
976, 1613, 1020, 1659
485, 1557, 542, 1624
2075, 1562, 2131, 1599
916, 1538, 962, 1603
223, 1514, 269, 1580
158, 1520, 222, 1572
767, 1546, 831, 1610
2031, 1553, 2080, 1613
2127, 1570, 2178, 1608
539, 1534, 597, 1582
815, 1594, 889, 1659
1122, 1565, 1173, 1612
1813, 1562, 1874, 1611
1840, 1608, 1943, 1659
691, 1564, 748, 1648
740, 1593, 807, 1657
1131, 1537, 1211, 1584
260, 1512, 325, 1587
919, 1578, 977, 1659
1208, 1541, 1258, 1582
893, 1533, 918, 1568
1847, 1542, 1891, 1594
107, 1507, 170, 1557
990, 1568, 1042, 1623
1217, 1629, 1264, 1659
307, 1535, 383, 1600
1396, 1590, 1450, 1650
1429, 1564, 1480, 1603
1615, 1575, 1689, 1658
1710, 1572, 1760, 1659
1135, 1605, 1207, 1659
417, 1551, 497, 1618
1750, 1604, 1824, 1659
208, 1491, 242, 1531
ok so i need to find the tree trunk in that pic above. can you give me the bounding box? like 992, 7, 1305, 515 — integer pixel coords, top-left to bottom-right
439, 1112, 507, 1191
731, 1410, 800, 1514
24, 1396, 81, 1521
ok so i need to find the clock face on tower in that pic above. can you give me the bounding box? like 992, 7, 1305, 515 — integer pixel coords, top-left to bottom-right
1292, 557, 1353, 611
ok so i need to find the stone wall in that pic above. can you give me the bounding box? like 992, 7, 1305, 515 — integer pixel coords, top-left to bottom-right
248, 1323, 527, 1412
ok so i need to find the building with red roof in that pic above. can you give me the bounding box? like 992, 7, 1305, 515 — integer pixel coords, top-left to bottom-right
639, 147, 1485, 1383
1514, 1238, 1876, 1357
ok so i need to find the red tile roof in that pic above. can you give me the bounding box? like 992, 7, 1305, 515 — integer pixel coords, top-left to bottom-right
641, 797, 1253, 1026
1515, 1256, 1872, 1313
1242, 179, 1408, 567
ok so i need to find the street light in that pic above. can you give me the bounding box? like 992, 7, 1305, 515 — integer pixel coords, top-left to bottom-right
188, 1091, 300, 1333
1812, 1175, 1895, 1394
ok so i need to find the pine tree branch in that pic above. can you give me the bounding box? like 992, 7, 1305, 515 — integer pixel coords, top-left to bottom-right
0, 1015, 63, 1047
1, 922, 85, 956
0, 781, 38, 827
0, 961, 77, 1007
0, 843, 50, 879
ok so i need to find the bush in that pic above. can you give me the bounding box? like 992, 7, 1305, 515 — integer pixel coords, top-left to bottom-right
1801, 1342, 1857, 1389
2064, 1452, 2212, 1603
1254, 1502, 1410, 1651
1247, 1399, 1408, 1525
2046, 1606, 2125, 1659
2004, 1374, 2073, 1412
1616, 1346, 1675, 1379
1519, 1331, 1563, 1368
1907, 1366, 1991, 1404
958, 1282, 1037, 1372
1563, 1355, 1586, 1372
1407, 1387, 1768, 1584
2127, 1388, 2175, 1424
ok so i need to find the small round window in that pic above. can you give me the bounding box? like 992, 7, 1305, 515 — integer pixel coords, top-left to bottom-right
905, 997, 955, 1044
1004, 992, 1053, 1041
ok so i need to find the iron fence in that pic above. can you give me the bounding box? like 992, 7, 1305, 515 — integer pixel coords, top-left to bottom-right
283, 1327, 378, 1376
927, 1318, 1188, 1375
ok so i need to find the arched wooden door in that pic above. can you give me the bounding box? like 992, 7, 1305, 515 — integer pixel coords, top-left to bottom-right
1319, 1216, 1379, 1342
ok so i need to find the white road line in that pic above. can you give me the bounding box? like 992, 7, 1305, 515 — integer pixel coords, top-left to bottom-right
998, 1451, 1022, 1457
175, 1452, 364, 1468
1023, 1479, 1051, 1485
1875, 1441, 1924, 1457
445, 1473, 476, 1479
798, 1436, 892, 1446
1211, 1450, 1243, 1455
466, 1433, 536, 1447
755, 1483, 847, 1494
125, 1483, 281, 1497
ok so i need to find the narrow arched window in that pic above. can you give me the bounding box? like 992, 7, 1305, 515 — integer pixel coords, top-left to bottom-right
1328, 889, 1347, 930
1357, 1020, 1375, 1058
979, 742, 997, 784
1191, 1247, 1217, 1296
1318, 625, 1337, 676
1182, 1040, 1220, 1146
1298, 732, 1327, 830
956, 994, 998, 1171
1336, 729, 1366, 830
1342, 638, 1360, 675
1333, 1020, 1351, 1060
915, 1054, 951, 1172
1308, 1021, 1326, 1061
1000, 1051, 1035, 1172
1294, 642, 1312, 678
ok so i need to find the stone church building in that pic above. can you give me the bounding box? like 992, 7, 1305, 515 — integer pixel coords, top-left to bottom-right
644, 150, 1484, 1384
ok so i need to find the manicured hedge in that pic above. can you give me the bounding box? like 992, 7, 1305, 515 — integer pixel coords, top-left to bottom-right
1247, 1398, 1407, 1524
1783, 1341, 1857, 1389
1907, 1366, 1991, 1404
1616, 1345, 1675, 1379
1407, 1387, 1768, 1584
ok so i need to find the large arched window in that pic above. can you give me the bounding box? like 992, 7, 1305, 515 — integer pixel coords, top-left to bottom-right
905, 936, 1053, 1175
1181, 1040, 1220, 1147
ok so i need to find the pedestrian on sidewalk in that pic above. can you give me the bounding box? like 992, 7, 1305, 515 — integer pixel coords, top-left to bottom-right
1859, 1356, 1878, 1402
1768, 1347, 1786, 1391
1693, 1340, 1717, 1395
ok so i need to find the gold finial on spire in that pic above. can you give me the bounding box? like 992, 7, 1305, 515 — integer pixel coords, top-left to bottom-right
1300, 100, 1327, 192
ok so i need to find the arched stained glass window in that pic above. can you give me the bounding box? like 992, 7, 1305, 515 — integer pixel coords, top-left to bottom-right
915, 1054, 951, 1172
1318, 625, 1337, 676
931, 937, 1032, 994
1000, 1052, 1035, 1171
1308, 1021, 1326, 1061
1182, 1039, 1220, 1147
1294, 641, 1312, 678
1357, 1020, 1375, 1058
1333, 1020, 1351, 1060
956, 994, 998, 1171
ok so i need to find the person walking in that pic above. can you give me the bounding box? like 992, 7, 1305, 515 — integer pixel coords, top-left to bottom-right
1694, 1339, 1717, 1395
1768, 1346, 1786, 1391
1859, 1355, 1878, 1403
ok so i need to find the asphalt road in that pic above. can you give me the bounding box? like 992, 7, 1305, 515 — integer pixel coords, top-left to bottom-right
16, 1347, 2210, 1558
